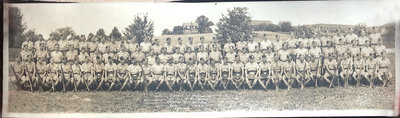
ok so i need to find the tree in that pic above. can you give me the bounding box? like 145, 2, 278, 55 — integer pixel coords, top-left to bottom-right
109, 27, 122, 39
173, 26, 184, 34
24, 29, 40, 43
195, 15, 214, 33
9, 7, 27, 48
124, 13, 154, 43
96, 28, 106, 38
294, 25, 313, 38
162, 29, 173, 35
57, 27, 75, 39
353, 23, 367, 36
279, 21, 293, 32
216, 7, 252, 43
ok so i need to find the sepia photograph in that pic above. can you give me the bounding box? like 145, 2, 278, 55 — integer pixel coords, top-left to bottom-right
3, 0, 400, 117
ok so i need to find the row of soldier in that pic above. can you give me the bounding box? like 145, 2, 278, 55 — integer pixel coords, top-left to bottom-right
11, 27, 392, 92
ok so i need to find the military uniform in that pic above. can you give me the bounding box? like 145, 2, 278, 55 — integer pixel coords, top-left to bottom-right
209, 50, 222, 63
34, 40, 46, 51
46, 39, 57, 52
361, 46, 374, 58
98, 42, 107, 54
132, 51, 145, 63
370, 33, 382, 45
51, 51, 63, 63
225, 52, 236, 64
158, 53, 171, 64
260, 39, 273, 52
140, 42, 152, 54
374, 44, 386, 57
81, 62, 94, 81
247, 41, 259, 53
223, 42, 236, 53
59, 40, 70, 53
22, 40, 34, 51
184, 52, 196, 63
196, 51, 209, 62
65, 49, 78, 63
152, 44, 162, 55
278, 49, 290, 62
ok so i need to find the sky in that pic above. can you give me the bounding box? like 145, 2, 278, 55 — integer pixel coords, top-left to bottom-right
9, 0, 400, 39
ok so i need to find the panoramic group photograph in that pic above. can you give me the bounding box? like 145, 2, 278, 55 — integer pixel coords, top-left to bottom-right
4, 0, 398, 116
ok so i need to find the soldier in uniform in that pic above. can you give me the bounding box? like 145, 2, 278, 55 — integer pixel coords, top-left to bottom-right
358, 30, 369, 48
88, 36, 98, 54
278, 43, 290, 62
352, 54, 365, 87
34, 35, 46, 52
309, 54, 322, 87
164, 38, 174, 54
205, 59, 220, 90
185, 37, 196, 53
236, 38, 247, 53
374, 42, 386, 58
49, 59, 61, 92
195, 58, 209, 90
98, 37, 108, 54
272, 35, 282, 53
282, 56, 295, 90
363, 54, 377, 88
220, 58, 232, 90
223, 38, 236, 54
151, 38, 162, 55
323, 54, 338, 88
225, 46, 236, 64
46, 34, 58, 52
176, 56, 187, 91
259, 55, 271, 90
34, 44, 49, 63
158, 47, 170, 64
260, 34, 273, 53
140, 38, 151, 55
247, 38, 259, 53
231, 55, 244, 90
81, 57, 94, 91
209, 45, 222, 64
146, 50, 157, 66
174, 38, 186, 54
51, 44, 63, 64
197, 37, 209, 52
97, 57, 116, 91
184, 47, 196, 64
376, 52, 392, 87
109, 38, 118, 54
172, 48, 184, 64
186, 58, 197, 91
270, 54, 283, 91
92, 56, 104, 91
249, 48, 262, 63
71, 59, 83, 91
65, 46, 78, 64
245, 55, 260, 90
112, 57, 128, 91
142, 59, 152, 92
60, 57, 72, 92
11, 57, 25, 90
370, 26, 382, 45
339, 53, 353, 88
78, 35, 88, 53
22, 36, 34, 52
117, 47, 129, 64
295, 54, 310, 90
121, 61, 142, 91
132, 46, 145, 63
24, 57, 36, 91
344, 28, 358, 45
150, 57, 165, 91
68, 35, 79, 51
196, 45, 209, 63
59, 35, 70, 54
102, 46, 115, 64
208, 39, 222, 53
78, 47, 90, 63
156, 58, 175, 91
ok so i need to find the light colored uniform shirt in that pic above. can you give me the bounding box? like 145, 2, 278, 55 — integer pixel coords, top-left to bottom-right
247, 41, 259, 52
260, 40, 273, 50
51, 51, 63, 63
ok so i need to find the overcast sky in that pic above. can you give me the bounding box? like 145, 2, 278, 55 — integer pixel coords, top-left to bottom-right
10, 0, 400, 39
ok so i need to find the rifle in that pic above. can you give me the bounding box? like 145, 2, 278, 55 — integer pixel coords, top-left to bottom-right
25, 65, 34, 92
34, 64, 43, 91
10, 64, 21, 90
60, 65, 66, 92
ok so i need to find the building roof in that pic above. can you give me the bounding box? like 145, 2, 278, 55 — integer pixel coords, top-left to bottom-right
250, 20, 273, 26
183, 22, 199, 27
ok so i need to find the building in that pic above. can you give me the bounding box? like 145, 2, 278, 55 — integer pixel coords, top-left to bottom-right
183, 22, 199, 34
250, 20, 273, 26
